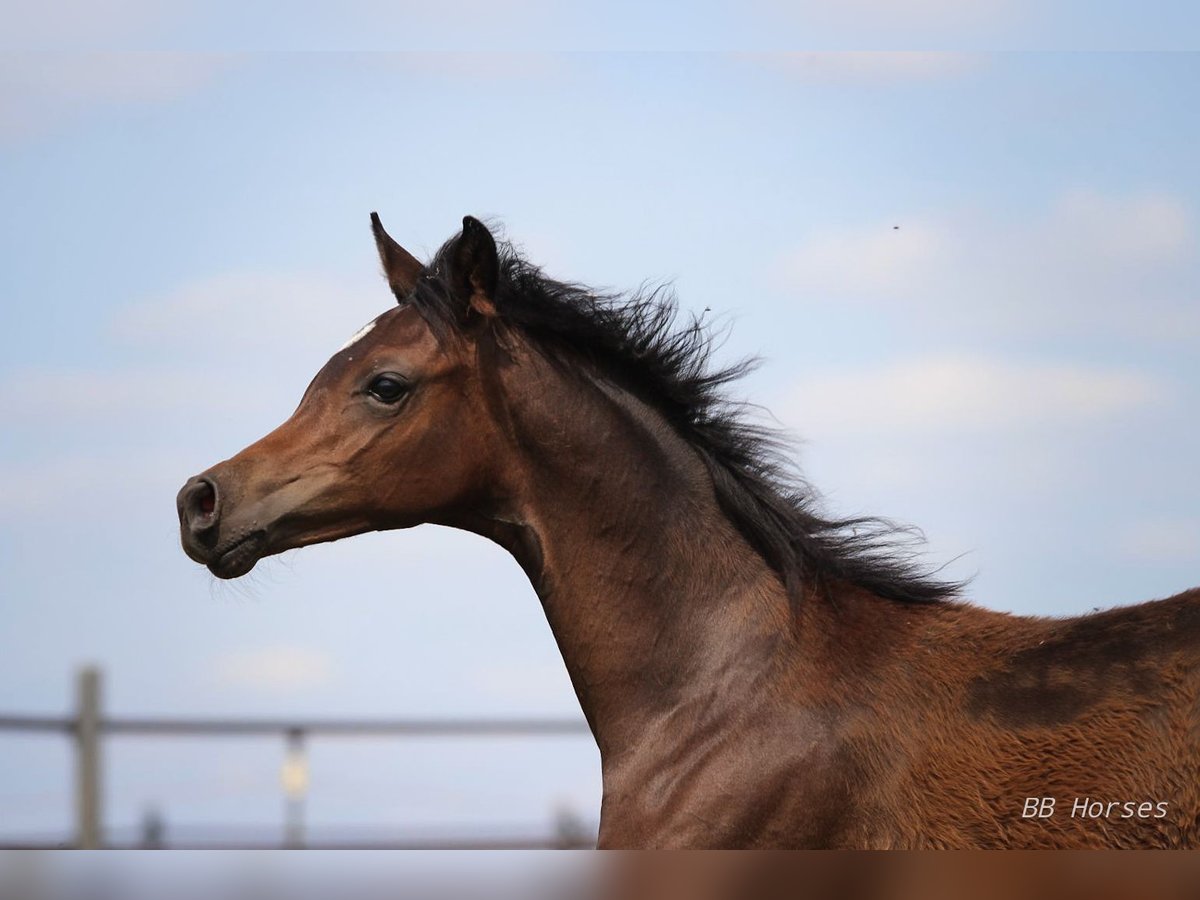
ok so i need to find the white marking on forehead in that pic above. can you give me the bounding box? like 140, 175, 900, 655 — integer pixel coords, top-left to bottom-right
337, 318, 377, 353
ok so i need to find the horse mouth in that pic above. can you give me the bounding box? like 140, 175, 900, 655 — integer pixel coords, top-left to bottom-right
209, 530, 267, 579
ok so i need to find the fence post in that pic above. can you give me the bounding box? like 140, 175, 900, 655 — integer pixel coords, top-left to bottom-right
282, 728, 308, 848
75, 666, 103, 849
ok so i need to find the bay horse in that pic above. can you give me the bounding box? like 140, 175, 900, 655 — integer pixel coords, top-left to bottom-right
177, 214, 1200, 848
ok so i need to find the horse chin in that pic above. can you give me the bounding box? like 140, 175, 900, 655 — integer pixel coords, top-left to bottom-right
207, 530, 267, 580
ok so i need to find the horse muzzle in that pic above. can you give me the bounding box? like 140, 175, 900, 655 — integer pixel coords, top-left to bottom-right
177, 473, 267, 578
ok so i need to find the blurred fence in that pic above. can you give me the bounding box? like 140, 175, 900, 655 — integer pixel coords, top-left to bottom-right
0, 666, 595, 849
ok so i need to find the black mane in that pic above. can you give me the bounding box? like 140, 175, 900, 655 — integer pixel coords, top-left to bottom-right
409, 232, 960, 607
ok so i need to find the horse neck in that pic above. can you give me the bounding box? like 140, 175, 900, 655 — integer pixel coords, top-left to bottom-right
472, 342, 803, 759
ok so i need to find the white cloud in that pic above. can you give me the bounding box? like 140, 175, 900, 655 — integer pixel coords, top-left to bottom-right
367, 52, 564, 81
0, 450, 186, 515
747, 52, 981, 82
213, 645, 335, 691
112, 270, 385, 359
1051, 189, 1192, 263
1116, 518, 1200, 564
1, 53, 225, 104
776, 190, 1199, 339
779, 221, 944, 295
820, 0, 1014, 22
751, 0, 1022, 36
780, 354, 1169, 439
0, 369, 259, 423
0, 269, 394, 520
0, 52, 233, 141
5, 1, 186, 49
1, 271, 370, 424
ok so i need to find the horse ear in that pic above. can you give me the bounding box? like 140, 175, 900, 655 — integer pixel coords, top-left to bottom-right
370, 212, 425, 300
447, 215, 499, 317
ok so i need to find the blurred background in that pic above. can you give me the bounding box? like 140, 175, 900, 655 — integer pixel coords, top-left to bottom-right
1, 15, 1198, 850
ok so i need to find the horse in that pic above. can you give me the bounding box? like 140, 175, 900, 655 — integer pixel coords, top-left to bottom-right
177, 214, 1200, 848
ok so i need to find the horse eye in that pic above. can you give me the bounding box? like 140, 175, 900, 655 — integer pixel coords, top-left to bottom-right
366, 373, 409, 403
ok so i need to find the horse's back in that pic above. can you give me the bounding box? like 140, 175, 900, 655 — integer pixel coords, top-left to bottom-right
961, 587, 1197, 713
900, 587, 1200, 848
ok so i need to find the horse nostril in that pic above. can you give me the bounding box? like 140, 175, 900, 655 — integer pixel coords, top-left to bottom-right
180, 476, 220, 534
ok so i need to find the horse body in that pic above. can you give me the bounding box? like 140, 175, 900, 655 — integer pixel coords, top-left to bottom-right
829, 592, 1200, 849
177, 214, 1200, 848
591, 589, 1200, 849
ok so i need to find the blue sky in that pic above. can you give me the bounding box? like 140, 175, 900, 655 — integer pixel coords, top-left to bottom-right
6, 2, 1200, 50
1, 46, 1198, 844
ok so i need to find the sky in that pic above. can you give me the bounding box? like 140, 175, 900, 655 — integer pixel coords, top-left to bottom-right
5, 1, 1200, 50
1, 18, 1198, 847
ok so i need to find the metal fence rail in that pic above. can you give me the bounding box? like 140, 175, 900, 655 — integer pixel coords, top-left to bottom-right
0, 714, 591, 736
0, 666, 594, 849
